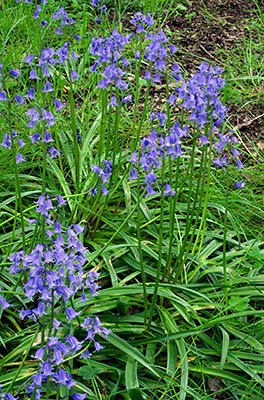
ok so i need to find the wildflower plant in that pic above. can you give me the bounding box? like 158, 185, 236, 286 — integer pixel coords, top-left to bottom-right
5, 194, 109, 399
1, 1, 259, 399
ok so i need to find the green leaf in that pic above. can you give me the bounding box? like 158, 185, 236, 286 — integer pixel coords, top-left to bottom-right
229, 295, 249, 311
158, 307, 188, 400
77, 365, 103, 380
249, 246, 264, 260
220, 327, 229, 369
125, 357, 144, 400
106, 332, 160, 378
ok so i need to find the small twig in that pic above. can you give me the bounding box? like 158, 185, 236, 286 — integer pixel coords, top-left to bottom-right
233, 113, 264, 130
14, 376, 33, 396
199, 44, 226, 66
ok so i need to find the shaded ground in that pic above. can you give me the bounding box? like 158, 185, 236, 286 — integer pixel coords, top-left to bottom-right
166, 0, 264, 152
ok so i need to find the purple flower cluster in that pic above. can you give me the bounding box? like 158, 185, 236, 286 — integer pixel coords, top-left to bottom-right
0, 47, 72, 162
89, 30, 132, 100
24, 41, 79, 78
0, 130, 26, 164
16, 0, 47, 4
33, 3, 48, 25
90, 160, 112, 196
19, 42, 81, 159
144, 30, 177, 74
16, 1, 76, 37
130, 12, 178, 84
0, 65, 29, 163
8, 194, 110, 399
130, 120, 187, 196
212, 132, 244, 187
25, 106, 61, 159
90, 0, 107, 24
130, 11, 155, 33
52, 6, 75, 35
176, 62, 226, 130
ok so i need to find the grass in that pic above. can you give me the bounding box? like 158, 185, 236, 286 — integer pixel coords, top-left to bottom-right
0, 0, 264, 399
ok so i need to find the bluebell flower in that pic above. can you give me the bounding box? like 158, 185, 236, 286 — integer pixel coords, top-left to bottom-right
71, 70, 80, 81
27, 63, 39, 79
9, 69, 21, 79
109, 95, 118, 107
42, 81, 54, 92
54, 99, 64, 111
16, 153, 26, 164
122, 96, 132, 104
235, 180, 244, 188
146, 184, 156, 197
236, 159, 243, 170
168, 94, 176, 105
48, 147, 60, 158
72, 394, 87, 400
30, 133, 40, 144
24, 54, 34, 64
0, 291, 10, 311
33, 5, 42, 19
0, 91, 7, 101
72, 50, 79, 60
164, 184, 175, 196
15, 95, 24, 105
56, 195, 67, 207
65, 307, 80, 322
200, 135, 209, 146
55, 26, 62, 35
0, 392, 18, 400
25, 88, 35, 99
1, 133, 11, 149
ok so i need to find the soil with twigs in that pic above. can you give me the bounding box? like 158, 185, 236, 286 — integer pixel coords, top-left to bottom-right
164, 0, 264, 158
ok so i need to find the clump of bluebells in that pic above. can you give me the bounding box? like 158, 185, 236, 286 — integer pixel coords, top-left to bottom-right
142, 30, 178, 83
16, 1, 76, 37
130, 13, 178, 84
130, 11, 155, 33
90, 0, 107, 25
51, 6, 76, 36
129, 113, 184, 197
166, 61, 244, 186
129, 59, 244, 193
0, 3, 247, 398
176, 62, 226, 132
88, 160, 112, 196
212, 131, 244, 187
5, 194, 110, 399
0, 66, 28, 164
89, 29, 132, 102
0, 10, 81, 164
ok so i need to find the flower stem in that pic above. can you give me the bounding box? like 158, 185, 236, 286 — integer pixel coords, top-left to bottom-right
6, 96, 26, 250
147, 151, 165, 329
69, 79, 80, 192
223, 163, 230, 307
137, 176, 147, 326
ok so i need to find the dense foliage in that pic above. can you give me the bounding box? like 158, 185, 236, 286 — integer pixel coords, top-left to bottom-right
0, 0, 264, 399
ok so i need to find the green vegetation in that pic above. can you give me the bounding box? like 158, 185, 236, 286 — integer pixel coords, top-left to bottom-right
0, 0, 263, 399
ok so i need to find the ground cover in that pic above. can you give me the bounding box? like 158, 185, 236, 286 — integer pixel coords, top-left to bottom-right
0, 0, 264, 399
